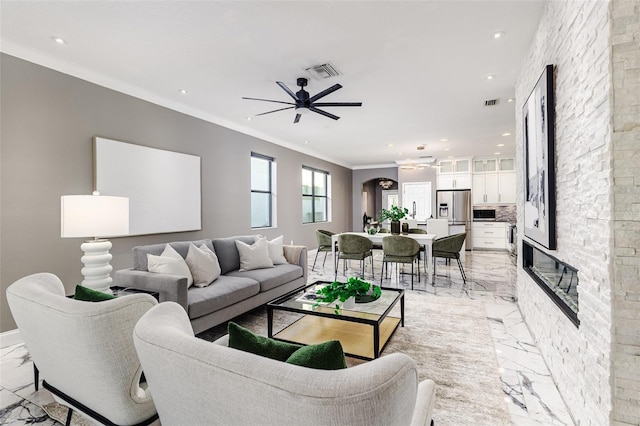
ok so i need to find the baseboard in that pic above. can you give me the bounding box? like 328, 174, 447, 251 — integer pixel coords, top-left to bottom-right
0, 329, 23, 348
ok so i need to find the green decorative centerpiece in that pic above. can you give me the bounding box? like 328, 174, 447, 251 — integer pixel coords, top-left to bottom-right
316, 277, 382, 315
379, 205, 409, 234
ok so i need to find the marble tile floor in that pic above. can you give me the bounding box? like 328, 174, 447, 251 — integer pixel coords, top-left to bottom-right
1, 250, 575, 425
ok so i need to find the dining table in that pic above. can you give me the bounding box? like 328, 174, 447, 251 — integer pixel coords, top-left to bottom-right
331, 232, 438, 285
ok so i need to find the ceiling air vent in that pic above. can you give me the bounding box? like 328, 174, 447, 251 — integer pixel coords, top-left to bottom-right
484, 99, 500, 106
305, 63, 341, 80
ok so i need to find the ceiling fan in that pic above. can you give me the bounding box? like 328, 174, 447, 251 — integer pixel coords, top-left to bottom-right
242, 77, 362, 124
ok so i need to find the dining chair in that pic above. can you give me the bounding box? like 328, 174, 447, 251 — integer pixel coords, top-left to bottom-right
335, 234, 374, 280
313, 229, 335, 271
432, 233, 467, 283
381, 235, 420, 290
408, 228, 427, 234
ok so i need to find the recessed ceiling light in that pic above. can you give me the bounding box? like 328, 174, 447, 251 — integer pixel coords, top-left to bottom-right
440, 138, 449, 142
502, 132, 511, 137
486, 75, 496, 80
448, 155, 453, 158
52, 36, 67, 45
179, 89, 188, 95
494, 152, 501, 155
444, 148, 450, 151
507, 98, 515, 103
304, 140, 309, 144
397, 152, 404, 156
497, 143, 505, 147
492, 31, 505, 39
387, 144, 394, 147
246, 116, 252, 121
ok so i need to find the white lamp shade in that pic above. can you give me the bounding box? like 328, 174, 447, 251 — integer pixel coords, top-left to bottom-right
61, 194, 129, 238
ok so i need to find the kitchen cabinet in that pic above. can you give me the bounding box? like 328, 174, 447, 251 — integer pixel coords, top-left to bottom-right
472, 222, 507, 250
498, 172, 516, 204
437, 157, 471, 189
472, 157, 516, 205
439, 158, 470, 174
473, 158, 497, 173
472, 173, 499, 204
438, 173, 471, 190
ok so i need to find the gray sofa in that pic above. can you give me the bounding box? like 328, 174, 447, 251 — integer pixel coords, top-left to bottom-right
114, 236, 307, 334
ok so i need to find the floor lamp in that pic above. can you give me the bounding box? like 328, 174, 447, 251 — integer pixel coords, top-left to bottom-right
61, 192, 129, 294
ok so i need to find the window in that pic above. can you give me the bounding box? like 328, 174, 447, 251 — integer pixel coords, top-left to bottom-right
302, 166, 329, 223
251, 153, 275, 228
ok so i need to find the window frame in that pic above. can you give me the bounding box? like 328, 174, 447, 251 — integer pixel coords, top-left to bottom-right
251, 153, 275, 229
302, 166, 329, 224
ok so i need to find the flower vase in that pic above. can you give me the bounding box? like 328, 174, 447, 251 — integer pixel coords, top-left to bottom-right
342, 296, 355, 310
390, 220, 401, 235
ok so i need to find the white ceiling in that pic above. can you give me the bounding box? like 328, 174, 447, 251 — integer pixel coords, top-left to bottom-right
0, 1, 545, 169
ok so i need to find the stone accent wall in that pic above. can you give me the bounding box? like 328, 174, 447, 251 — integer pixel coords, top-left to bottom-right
515, 1, 614, 424
611, 1, 640, 424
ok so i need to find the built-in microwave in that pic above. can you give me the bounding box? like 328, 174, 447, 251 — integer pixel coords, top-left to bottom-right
473, 209, 496, 221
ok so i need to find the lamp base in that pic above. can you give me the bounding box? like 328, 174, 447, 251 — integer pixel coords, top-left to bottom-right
80, 239, 114, 294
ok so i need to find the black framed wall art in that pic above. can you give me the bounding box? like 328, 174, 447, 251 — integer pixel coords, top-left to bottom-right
523, 64, 556, 250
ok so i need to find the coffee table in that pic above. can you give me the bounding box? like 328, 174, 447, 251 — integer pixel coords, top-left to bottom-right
267, 281, 404, 360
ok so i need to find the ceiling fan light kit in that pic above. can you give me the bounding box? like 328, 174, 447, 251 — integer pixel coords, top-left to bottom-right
243, 77, 362, 123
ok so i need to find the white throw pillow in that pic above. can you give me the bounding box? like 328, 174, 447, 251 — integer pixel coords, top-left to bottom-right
185, 243, 221, 287
147, 249, 194, 287
236, 238, 274, 271
161, 244, 194, 287
255, 235, 288, 265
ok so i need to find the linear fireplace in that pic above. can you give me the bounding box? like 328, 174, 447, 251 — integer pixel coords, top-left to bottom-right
522, 241, 579, 327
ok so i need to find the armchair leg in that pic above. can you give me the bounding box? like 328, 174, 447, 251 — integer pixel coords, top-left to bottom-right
456, 257, 467, 283
65, 407, 73, 426
33, 364, 39, 391
312, 250, 320, 271
322, 252, 328, 268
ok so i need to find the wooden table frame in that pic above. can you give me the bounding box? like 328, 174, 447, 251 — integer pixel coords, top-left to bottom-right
267, 282, 405, 360
331, 232, 437, 285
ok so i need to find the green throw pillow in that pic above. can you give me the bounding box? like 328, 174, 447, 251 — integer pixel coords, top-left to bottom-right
227, 322, 302, 362
74, 285, 116, 302
285, 340, 347, 370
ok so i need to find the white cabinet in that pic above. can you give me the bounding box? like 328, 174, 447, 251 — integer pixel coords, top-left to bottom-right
498, 172, 516, 204
437, 158, 471, 189
439, 158, 470, 174
472, 222, 507, 250
472, 157, 516, 205
473, 173, 499, 204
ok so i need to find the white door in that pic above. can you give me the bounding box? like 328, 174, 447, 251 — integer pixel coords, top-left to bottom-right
402, 182, 432, 222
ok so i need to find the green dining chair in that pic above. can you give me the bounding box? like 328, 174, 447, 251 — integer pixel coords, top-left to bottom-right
432, 233, 467, 283
335, 234, 374, 280
381, 235, 420, 290
313, 229, 335, 271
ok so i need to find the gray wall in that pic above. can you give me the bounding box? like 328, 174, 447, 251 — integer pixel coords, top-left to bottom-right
352, 167, 398, 231
0, 54, 352, 332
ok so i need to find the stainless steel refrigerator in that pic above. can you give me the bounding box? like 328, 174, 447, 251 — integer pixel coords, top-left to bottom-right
436, 189, 472, 250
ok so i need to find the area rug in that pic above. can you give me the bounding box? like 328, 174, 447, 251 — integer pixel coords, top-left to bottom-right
42, 402, 94, 426
197, 291, 510, 425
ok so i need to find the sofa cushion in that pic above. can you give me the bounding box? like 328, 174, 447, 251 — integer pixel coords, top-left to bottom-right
236, 239, 274, 271
285, 340, 347, 370
186, 243, 221, 287
227, 322, 302, 361
133, 239, 214, 271
227, 263, 303, 292
187, 275, 260, 320
212, 236, 259, 275
74, 285, 116, 302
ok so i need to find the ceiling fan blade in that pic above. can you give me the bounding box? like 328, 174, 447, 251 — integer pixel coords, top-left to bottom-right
276, 81, 299, 101
242, 97, 295, 106
255, 106, 295, 116
308, 84, 342, 103
309, 106, 340, 121
294, 114, 302, 124
311, 102, 362, 107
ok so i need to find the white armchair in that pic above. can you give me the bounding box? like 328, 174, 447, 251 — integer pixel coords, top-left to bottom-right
133, 301, 436, 426
6, 273, 158, 426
